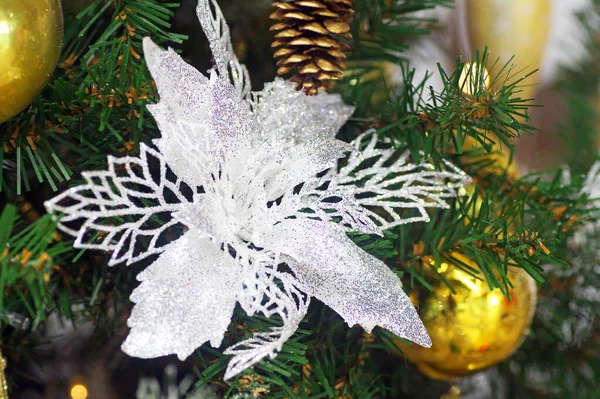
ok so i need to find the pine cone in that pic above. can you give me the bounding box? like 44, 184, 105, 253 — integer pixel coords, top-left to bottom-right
270, 0, 354, 96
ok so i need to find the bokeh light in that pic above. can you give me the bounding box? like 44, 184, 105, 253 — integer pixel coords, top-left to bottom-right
70, 383, 88, 399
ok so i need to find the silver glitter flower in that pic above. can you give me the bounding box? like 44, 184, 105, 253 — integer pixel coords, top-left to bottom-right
45, 0, 469, 379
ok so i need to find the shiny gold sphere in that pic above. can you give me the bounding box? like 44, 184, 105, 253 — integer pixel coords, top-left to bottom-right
466, 0, 551, 100
396, 253, 537, 381
0, 0, 63, 123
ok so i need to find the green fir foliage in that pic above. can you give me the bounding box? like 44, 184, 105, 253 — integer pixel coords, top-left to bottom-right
0, 0, 186, 195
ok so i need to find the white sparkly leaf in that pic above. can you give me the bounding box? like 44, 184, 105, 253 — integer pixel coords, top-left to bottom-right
45, 144, 191, 266
122, 232, 240, 359
295, 131, 469, 234
144, 38, 211, 124
253, 79, 354, 143
264, 132, 353, 199
45, 0, 470, 380
143, 39, 214, 187
265, 218, 432, 347
225, 268, 309, 379
197, 0, 251, 98
224, 327, 298, 379
338, 131, 468, 229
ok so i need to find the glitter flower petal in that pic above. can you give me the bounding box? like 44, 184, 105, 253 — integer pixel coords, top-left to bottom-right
122, 232, 240, 360
266, 218, 432, 347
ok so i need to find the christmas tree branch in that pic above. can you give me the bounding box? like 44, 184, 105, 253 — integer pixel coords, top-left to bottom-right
0, 205, 67, 338
0, 0, 186, 195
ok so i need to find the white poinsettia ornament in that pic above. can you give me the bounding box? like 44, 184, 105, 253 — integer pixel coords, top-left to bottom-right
45, 0, 469, 379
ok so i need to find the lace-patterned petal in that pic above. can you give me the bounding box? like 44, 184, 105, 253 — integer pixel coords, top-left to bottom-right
226, 266, 309, 379
294, 131, 470, 233
44, 144, 191, 266
196, 0, 251, 98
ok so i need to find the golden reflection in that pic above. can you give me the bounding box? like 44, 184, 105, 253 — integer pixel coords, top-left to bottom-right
395, 253, 537, 380
0, 0, 63, 123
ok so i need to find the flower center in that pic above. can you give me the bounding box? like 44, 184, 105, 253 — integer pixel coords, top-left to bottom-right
221, 196, 245, 237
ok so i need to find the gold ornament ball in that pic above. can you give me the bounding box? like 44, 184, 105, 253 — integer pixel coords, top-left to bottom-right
396, 253, 537, 381
466, 0, 551, 100
0, 350, 6, 399
0, 0, 63, 123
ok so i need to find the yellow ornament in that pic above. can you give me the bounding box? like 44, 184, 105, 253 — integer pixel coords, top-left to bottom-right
457, 62, 521, 178
0, 351, 7, 399
396, 253, 537, 381
0, 0, 63, 123
465, 0, 551, 100
459, 135, 521, 181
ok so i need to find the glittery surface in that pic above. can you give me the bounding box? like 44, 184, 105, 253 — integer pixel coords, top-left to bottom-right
197, 0, 251, 98
122, 232, 240, 360
254, 79, 354, 142
291, 131, 470, 233
267, 218, 431, 347
44, 145, 190, 266
45, 0, 470, 380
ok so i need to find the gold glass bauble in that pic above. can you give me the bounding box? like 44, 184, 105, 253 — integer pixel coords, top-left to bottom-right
459, 134, 521, 180
465, 0, 551, 100
0, 350, 6, 399
396, 253, 537, 381
0, 0, 63, 123
456, 63, 522, 178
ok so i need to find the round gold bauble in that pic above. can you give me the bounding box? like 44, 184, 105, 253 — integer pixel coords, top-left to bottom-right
0, 350, 7, 399
465, 0, 551, 100
0, 0, 63, 123
396, 253, 537, 381
456, 64, 522, 179
456, 134, 522, 231
459, 134, 521, 181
